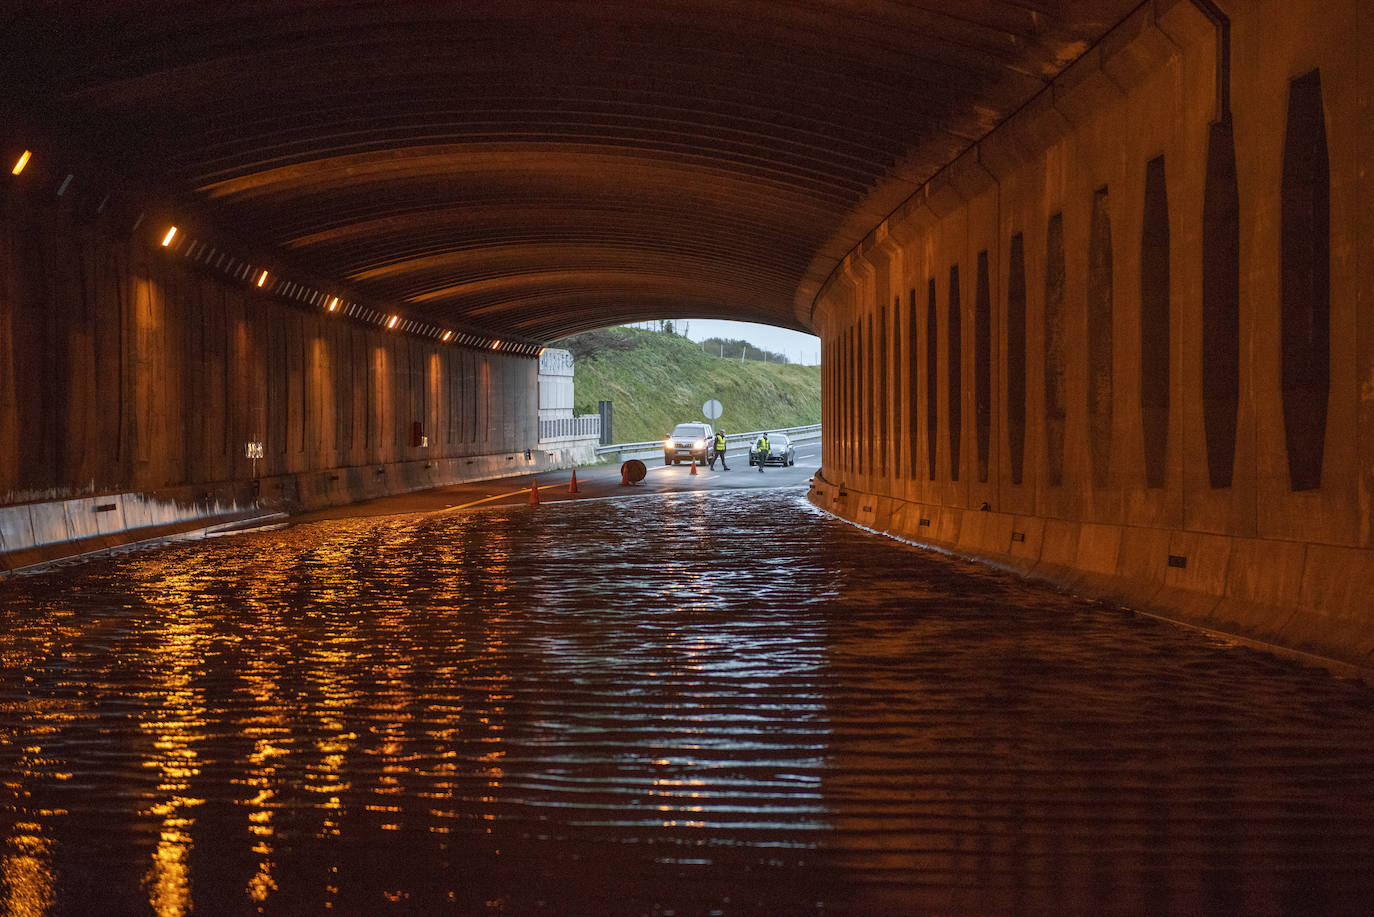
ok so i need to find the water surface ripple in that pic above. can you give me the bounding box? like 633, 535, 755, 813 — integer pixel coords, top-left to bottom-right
2, 490, 1374, 915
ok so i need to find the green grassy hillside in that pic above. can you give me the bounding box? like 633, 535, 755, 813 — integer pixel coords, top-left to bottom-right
556, 326, 821, 444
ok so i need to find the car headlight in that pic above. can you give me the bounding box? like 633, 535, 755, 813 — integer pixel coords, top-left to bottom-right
693, 439, 704, 449
664, 438, 673, 448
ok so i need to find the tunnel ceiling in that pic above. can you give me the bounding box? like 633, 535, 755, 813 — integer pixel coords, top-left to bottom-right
3, 0, 1139, 343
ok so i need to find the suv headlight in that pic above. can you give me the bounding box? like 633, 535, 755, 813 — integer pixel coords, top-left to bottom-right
693, 439, 704, 450
664, 438, 673, 448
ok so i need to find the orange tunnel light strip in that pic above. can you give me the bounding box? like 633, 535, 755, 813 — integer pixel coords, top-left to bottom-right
12, 150, 31, 175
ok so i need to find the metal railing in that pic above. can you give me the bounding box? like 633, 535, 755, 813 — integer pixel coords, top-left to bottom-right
539, 415, 601, 441
595, 423, 821, 462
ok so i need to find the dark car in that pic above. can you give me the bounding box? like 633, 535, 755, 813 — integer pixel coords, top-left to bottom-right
748, 432, 795, 467
664, 422, 714, 465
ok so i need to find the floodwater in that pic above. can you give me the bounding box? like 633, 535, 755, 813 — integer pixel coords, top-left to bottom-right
3, 488, 1374, 916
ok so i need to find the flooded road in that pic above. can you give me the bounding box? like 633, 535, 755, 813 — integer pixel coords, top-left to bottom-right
3, 487, 1374, 915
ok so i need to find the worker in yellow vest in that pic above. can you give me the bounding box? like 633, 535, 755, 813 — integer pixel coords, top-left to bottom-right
754, 432, 770, 472
709, 429, 730, 470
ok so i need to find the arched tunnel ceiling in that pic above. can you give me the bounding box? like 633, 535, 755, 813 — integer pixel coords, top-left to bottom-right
2, 0, 1141, 343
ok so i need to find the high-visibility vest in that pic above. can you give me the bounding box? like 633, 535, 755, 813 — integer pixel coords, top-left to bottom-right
715, 434, 725, 450
758, 436, 769, 451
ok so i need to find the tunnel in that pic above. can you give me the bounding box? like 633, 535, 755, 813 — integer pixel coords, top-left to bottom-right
2, 7, 1372, 680
5, 3, 1374, 913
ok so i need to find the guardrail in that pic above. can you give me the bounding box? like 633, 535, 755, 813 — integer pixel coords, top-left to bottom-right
594, 424, 821, 463
539, 415, 601, 441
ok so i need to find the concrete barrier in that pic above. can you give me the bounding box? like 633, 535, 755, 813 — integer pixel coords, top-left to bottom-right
0, 445, 585, 576
808, 472, 1374, 682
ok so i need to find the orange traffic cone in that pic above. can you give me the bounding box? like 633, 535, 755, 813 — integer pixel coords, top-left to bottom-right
689, 458, 698, 475
568, 469, 580, 493
528, 476, 540, 504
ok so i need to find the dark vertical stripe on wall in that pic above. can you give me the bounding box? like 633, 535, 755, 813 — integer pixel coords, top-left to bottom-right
891, 296, 900, 478
834, 338, 840, 469
850, 324, 858, 473
867, 314, 876, 475
840, 325, 851, 472
1140, 155, 1170, 489
841, 330, 847, 472
1280, 69, 1329, 492
468, 350, 479, 447
822, 340, 829, 463
845, 325, 853, 473
1007, 233, 1027, 486
1088, 187, 1114, 490
879, 304, 889, 477
975, 251, 992, 484
947, 265, 962, 482
834, 335, 841, 470
447, 348, 457, 446
296, 315, 309, 456
846, 323, 857, 472
851, 326, 858, 474
840, 329, 847, 472
364, 342, 375, 452
1044, 213, 1067, 487
1202, 118, 1240, 489
908, 290, 920, 480
268, 318, 288, 459
926, 280, 938, 480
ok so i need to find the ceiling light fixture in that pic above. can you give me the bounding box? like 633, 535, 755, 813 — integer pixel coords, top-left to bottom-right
11, 151, 30, 175
161, 226, 178, 247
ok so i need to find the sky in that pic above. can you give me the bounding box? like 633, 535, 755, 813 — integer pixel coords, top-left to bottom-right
626, 319, 822, 365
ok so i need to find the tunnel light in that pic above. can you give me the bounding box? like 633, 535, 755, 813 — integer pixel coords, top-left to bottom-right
538, 347, 547, 357
11, 150, 30, 175
441, 330, 453, 342
327, 296, 339, 312
161, 226, 178, 247
387, 314, 400, 329
491, 340, 501, 350
256, 270, 269, 287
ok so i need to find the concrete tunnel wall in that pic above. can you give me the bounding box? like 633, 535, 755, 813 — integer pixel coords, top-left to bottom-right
0, 194, 552, 570
810, 0, 1374, 676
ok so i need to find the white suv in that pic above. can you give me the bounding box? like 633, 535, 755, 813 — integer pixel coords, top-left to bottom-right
663, 422, 714, 465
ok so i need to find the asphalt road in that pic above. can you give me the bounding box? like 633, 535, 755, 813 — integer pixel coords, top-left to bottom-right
292, 439, 823, 522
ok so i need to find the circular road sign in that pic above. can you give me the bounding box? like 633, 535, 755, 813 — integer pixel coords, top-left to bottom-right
702, 399, 722, 421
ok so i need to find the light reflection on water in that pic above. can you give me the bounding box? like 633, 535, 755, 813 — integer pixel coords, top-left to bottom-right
1, 490, 1374, 915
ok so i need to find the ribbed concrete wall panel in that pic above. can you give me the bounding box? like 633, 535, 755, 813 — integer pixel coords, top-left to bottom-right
0, 198, 541, 516
814, 0, 1374, 671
